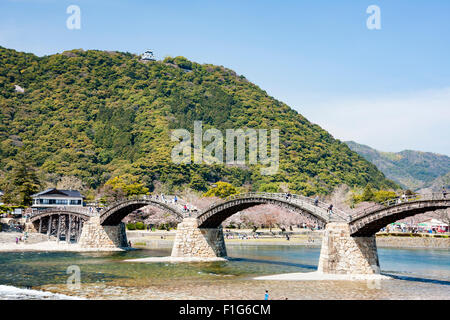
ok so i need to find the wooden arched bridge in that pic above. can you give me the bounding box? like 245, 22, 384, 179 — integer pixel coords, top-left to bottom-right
97, 192, 350, 228
28, 195, 189, 243
29, 207, 96, 242
27, 192, 449, 274
171, 192, 449, 274
100, 196, 184, 225
196, 192, 349, 228
348, 193, 450, 236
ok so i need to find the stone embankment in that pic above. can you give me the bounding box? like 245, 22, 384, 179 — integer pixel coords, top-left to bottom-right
0, 229, 447, 253
126, 230, 449, 249
376, 235, 449, 249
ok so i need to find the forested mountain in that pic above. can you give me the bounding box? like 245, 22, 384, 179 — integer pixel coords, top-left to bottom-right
345, 141, 450, 191
0, 47, 397, 196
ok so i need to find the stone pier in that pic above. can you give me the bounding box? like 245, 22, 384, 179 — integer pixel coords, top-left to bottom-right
78, 216, 128, 249
24, 221, 37, 233
317, 222, 380, 274
171, 218, 227, 258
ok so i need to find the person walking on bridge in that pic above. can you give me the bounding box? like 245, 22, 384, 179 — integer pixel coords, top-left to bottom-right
328, 204, 333, 218
401, 193, 407, 202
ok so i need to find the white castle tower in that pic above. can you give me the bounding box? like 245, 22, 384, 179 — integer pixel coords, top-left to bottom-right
141, 49, 156, 61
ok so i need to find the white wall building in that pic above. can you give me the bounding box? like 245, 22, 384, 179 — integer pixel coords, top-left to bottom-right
31, 188, 84, 209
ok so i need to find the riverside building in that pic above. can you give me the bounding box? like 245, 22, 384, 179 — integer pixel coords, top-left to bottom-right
31, 188, 84, 210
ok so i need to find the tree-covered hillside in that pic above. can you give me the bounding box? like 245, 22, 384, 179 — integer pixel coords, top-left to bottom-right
0, 47, 397, 196
345, 141, 450, 190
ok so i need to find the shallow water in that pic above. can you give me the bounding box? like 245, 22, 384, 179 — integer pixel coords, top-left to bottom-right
0, 245, 449, 300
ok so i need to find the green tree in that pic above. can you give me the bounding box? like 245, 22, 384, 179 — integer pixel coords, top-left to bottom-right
361, 184, 375, 202
8, 152, 41, 206
173, 56, 193, 70
189, 173, 207, 191
373, 190, 397, 203
259, 182, 280, 193
203, 181, 238, 198
135, 221, 145, 230
104, 174, 149, 197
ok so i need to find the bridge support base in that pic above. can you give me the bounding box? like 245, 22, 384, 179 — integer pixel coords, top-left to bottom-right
79, 216, 128, 249
24, 222, 37, 233
171, 218, 227, 258
318, 223, 380, 274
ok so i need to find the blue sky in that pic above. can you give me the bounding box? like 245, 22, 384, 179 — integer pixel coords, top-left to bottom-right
1, 0, 449, 155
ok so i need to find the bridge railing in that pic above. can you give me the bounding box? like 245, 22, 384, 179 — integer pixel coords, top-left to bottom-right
349, 193, 448, 222
99, 194, 197, 217
29, 206, 99, 218
204, 192, 350, 222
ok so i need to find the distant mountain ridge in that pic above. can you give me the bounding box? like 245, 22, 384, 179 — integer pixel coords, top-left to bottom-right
345, 141, 450, 191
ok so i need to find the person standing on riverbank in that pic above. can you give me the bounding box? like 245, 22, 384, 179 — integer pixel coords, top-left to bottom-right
264, 290, 269, 300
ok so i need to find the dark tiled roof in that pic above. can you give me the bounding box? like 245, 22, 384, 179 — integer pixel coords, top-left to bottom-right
59, 189, 84, 198
31, 188, 84, 198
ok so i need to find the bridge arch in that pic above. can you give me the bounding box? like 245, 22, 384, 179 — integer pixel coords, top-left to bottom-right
29, 208, 93, 242
349, 195, 450, 236
100, 197, 184, 226
196, 193, 342, 229
30, 209, 92, 223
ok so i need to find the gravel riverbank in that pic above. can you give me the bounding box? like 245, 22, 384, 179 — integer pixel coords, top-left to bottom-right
0, 232, 126, 252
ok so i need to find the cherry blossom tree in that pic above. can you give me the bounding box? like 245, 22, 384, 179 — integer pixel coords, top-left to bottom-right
222, 204, 318, 230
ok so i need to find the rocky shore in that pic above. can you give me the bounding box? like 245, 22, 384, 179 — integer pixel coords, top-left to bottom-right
375, 236, 449, 249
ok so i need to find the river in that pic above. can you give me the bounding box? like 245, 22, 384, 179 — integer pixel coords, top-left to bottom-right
0, 245, 448, 299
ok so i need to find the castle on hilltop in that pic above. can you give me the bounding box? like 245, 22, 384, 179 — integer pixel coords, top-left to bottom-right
141, 49, 156, 61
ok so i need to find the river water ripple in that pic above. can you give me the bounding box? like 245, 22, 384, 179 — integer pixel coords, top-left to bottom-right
0, 245, 448, 300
